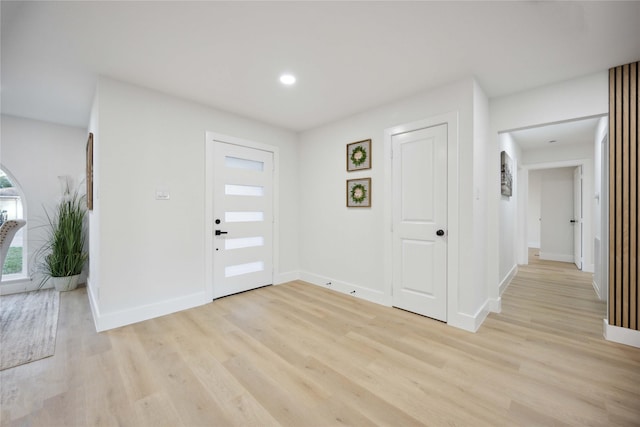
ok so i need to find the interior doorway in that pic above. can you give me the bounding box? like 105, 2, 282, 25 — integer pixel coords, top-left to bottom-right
526, 166, 582, 268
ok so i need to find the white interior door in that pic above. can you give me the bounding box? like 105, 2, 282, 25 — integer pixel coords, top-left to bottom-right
392, 124, 447, 322
573, 166, 583, 270
213, 141, 273, 298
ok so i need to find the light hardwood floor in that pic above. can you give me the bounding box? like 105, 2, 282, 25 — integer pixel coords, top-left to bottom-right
2, 258, 639, 426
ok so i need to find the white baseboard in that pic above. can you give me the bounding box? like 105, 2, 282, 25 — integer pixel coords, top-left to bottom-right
539, 252, 574, 263
299, 271, 388, 306
499, 264, 518, 296
583, 263, 594, 273
592, 279, 602, 300
487, 297, 501, 313
90, 288, 209, 332
299, 271, 494, 333
527, 242, 540, 248
603, 319, 640, 348
448, 301, 490, 333
274, 270, 299, 285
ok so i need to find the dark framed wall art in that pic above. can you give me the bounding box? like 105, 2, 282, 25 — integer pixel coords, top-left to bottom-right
346, 177, 371, 207
500, 150, 512, 197
86, 133, 94, 210
346, 139, 371, 171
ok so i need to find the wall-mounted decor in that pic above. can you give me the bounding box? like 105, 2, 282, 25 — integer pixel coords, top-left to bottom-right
346, 139, 371, 171
500, 150, 512, 197
86, 133, 94, 210
347, 178, 371, 207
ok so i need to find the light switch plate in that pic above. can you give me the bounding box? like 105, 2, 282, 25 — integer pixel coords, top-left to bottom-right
156, 190, 170, 200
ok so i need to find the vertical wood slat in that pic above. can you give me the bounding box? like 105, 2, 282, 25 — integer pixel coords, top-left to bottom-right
622, 64, 629, 328
615, 65, 622, 327
631, 62, 637, 331
609, 61, 639, 331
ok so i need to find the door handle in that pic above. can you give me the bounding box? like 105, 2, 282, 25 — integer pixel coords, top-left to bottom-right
215, 230, 228, 236
570, 220, 577, 223
436, 229, 445, 236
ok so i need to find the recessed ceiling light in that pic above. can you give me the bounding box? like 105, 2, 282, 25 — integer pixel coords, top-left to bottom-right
279, 74, 296, 85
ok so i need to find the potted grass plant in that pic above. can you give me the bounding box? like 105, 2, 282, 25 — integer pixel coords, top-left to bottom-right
36, 181, 88, 291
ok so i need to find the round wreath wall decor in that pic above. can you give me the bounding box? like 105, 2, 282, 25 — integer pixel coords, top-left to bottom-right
350, 146, 367, 167
350, 183, 367, 204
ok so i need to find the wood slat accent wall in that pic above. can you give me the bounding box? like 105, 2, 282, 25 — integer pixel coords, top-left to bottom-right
609, 61, 639, 330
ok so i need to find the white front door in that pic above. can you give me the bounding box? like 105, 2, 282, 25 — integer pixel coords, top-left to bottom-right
391, 124, 448, 322
573, 166, 583, 270
212, 141, 274, 298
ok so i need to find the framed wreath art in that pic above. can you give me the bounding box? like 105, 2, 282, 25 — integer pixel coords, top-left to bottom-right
346, 139, 371, 171
346, 178, 371, 208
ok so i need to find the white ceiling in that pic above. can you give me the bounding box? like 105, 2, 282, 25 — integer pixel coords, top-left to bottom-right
1, 1, 639, 132
508, 116, 603, 152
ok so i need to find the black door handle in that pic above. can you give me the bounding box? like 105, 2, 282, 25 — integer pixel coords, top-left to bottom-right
215, 230, 228, 236
436, 229, 445, 236
570, 220, 577, 223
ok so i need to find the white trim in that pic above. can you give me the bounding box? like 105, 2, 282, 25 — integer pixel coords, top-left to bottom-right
583, 263, 594, 274
487, 297, 501, 313
87, 276, 100, 331
0, 277, 50, 295
539, 252, 574, 263
450, 301, 490, 333
592, 279, 601, 300
299, 271, 387, 306
0, 164, 29, 280
603, 319, 640, 349
275, 270, 299, 284
500, 264, 518, 296
383, 112, 459, 326
204, 132, 280, 302
91, 288, 209, 332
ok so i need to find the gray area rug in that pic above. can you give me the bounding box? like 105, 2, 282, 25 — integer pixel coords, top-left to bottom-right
0, 289, 60, 371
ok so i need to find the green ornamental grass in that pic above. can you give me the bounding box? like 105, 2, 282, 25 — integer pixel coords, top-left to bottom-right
38, 190, 88, 283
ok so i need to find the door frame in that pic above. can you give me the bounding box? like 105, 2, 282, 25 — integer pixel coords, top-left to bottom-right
383, 112, 459, 324
205, 131, 280, 301
573, 165, 583, 270
518, 159, 591, 271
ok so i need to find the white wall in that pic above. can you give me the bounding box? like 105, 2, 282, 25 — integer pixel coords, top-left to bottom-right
488, 71, 608, 300
593, 117, 608, 300
0, 115, 87, 294
90, 77, 298, 331
498, 133, 521, 289
471, 80, 490, 316
527, 170, 542, 247
539, 167, 575, 262
298, 77, 491, 331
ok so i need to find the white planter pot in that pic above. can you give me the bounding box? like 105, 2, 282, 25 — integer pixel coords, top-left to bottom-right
51, 274, 80, 292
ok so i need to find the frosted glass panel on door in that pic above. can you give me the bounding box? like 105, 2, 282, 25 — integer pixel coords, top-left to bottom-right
225, 211, 264, 222
225, 261, 264, 278
225, 156, 264, 171
225, 184, 264, 197
225, 236, 264, 250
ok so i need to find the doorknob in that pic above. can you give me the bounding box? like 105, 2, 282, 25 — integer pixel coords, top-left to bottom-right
436, 229, 445, 236
215, 230, 228, 236
570, 220, 577, 223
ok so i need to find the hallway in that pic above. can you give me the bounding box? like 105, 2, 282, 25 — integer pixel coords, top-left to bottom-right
490, 248, 605, 340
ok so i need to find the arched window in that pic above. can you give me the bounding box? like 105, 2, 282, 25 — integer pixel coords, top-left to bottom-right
1, 168, 27, 279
